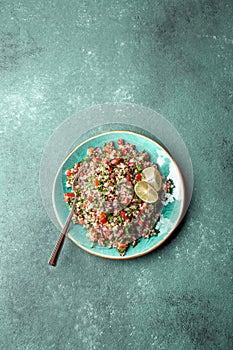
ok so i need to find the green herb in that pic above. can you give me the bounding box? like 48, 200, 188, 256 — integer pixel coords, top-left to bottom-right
117, 248, 127, 255
118, 216, 123, 224
107, 214, 114, 222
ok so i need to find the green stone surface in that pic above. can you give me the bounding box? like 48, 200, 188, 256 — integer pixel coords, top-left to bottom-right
0, 1, 232, 349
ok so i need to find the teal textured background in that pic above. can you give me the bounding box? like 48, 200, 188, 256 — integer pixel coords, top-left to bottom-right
0, 1, 232, 349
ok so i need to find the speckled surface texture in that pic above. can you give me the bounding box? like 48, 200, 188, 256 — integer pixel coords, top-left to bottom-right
1, 1, 232, 349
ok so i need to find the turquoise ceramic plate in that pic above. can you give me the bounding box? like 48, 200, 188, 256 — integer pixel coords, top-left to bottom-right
52, 131, 185, 259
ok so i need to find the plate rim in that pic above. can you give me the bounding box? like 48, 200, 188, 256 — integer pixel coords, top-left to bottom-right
52, 129, 186, 260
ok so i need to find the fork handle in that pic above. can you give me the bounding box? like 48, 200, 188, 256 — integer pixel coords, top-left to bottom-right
48, 232, 66, 266
48, 197, 77, 266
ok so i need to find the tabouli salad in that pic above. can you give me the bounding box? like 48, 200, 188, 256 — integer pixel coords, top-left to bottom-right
64, 139, 175, 256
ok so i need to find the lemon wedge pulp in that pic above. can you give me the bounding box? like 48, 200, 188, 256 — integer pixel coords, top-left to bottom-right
142, 167, 162, 191
134, 181, 158, 203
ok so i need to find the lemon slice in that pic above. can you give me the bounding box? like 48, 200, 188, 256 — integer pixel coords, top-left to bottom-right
142, 167, 162, 191
134, 181, 158, 203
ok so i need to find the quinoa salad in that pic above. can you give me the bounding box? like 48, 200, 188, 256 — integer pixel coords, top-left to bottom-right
64, 138, 174, 256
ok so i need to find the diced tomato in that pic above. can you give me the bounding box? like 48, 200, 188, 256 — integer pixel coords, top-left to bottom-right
94, 179, 99, 186
118, 243, 128, 249
64, 192, 75, 202
74, 163, 80, 170
120, 211, 127, 220
127, 181, 132, 187
103, 160, 109, 165
99, 212, 107, 224
65, 169, 72, 177
64, 192, 75, 198
135, 173, 142, 181
117, 138, 124, 145
88, 147, 94, 154
78, 218, 84, 224
108, 167, 113, 173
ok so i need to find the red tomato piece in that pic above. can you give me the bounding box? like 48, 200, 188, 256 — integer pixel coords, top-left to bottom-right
135, 173, 142, 181
117, 138, 124, 145
65, 169, 72, 177
118, 243, 128, 249
64, 192, 75, 198
120, 211, 127, 220
100, 213, 107, 224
